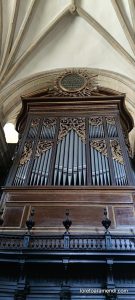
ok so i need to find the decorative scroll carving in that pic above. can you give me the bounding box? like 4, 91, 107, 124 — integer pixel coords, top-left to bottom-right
36, 140, 53, 156
19, 141, 32, 165
90, 140, 107, 156
123, 129, 132, 158
47, 70, 98, 97
90, 138, 125, 166
58, 118, 85, 142
106, 117, 115, 125
31, 118, 40, 127
43, 118, 56, 128
89, 117, 102, 126
110, 140, 124, 164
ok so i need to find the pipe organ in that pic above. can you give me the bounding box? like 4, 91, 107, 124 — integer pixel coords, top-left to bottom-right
1, 95, 135, 234
9, 115, 131, 187
0, 92, 135, 300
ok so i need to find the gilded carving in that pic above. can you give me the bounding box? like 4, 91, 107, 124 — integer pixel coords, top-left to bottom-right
106, 117, 115, 125
90, 140, 107, 156
59, 73, 86, 92
31, 118, 40, 127
58, 118, 85, 142
110, 140, 124, 164
43, 118, 56, 128
90, 139, 124, 164
19, 141, 33, 165
36, 140, 53, 156
89, 117, 102, 126
123, 129, 132, 158
47, 69, 98, 97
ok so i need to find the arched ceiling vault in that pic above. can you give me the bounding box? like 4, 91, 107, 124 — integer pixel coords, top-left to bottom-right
0, 0, 135, 135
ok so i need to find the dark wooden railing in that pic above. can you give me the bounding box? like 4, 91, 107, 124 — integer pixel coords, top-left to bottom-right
0, 233, 135, 251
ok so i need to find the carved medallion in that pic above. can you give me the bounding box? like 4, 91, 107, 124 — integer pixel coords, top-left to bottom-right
59, 72, 86, 92
47, 70, 98, 97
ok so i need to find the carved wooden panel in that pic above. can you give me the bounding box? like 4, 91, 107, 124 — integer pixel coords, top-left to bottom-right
3, 207, 24, 227
33, 205, 105, 228
114, 207, 135, 226
4, 188, 133, 204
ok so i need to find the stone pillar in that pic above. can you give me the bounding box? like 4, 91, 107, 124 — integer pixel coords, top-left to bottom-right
0, 121, 16, 185
0, 122, 9, 185
129, 127, 135, 158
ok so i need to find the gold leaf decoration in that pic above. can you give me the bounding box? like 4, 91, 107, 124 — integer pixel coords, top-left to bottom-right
90, 140, 107, 156
36, 141, 53, 156
58, 118, 85, 142
110, 140, 124, 164
89, 117, 102, 126
106, 117, 115, 125
43, 118, 56, 128
19, 141, 33, 165
31, 118, 40, 127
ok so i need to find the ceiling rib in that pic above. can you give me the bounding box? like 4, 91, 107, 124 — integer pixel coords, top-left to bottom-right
77, 6, 135, 67
0, 0, 2, 59
70, 0, 77, 10
111, 0, 135, 57
0, 0, 20, 73
71, 0, 78, 8
0, 5, 70, 88
128, 0, 135, 32
0, 0, 37, 81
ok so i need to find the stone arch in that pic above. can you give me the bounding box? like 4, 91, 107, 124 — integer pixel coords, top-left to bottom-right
1, 68, 135, 154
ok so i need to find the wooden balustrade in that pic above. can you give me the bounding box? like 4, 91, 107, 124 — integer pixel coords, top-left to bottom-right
0, 233, 135, 251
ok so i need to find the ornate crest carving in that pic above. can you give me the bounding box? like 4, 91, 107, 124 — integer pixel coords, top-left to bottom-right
106, 117, 115, 125
31, 118, 40, 127
58, 118, 85, 142
110, 140, 124, 164
19, 141, 33, 165
43, 118, 56, 128
89, 117, 102, 126
36, 140, 53, 156
90, 140, 107, 156
123, 129, 132, 158
47, 69, 98, 97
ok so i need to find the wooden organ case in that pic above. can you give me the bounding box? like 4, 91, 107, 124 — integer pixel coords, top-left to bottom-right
1, 94, 135, 234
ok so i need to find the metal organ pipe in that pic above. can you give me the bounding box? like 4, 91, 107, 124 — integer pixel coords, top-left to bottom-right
63, 134, 69, 185
68, 129, 74, 185
98, 149, 103, 185
54, 142, 61, 185
78, 136, 83, 185
90, 140, 111, 186
45, 148, 52, 185
40, 150, 49, 185
101, 152, 107, 185
82, 141, 86, 185
54, 130, 86, 186
59, 138, 66, 185
91, 145, 95, 185
73, 131, 78, 185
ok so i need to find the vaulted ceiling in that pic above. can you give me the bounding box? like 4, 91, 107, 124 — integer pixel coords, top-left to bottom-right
0, 0, 135, 137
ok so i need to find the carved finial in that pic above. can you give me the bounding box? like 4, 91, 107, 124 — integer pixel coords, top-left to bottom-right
69, 4, 76, 14
69, 0, 77, 14
26, 208, 35, 233
102, 208, 111, 233
63, 209, 72, 234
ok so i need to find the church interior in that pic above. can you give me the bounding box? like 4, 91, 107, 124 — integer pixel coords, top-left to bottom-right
0, 0, 135, 299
